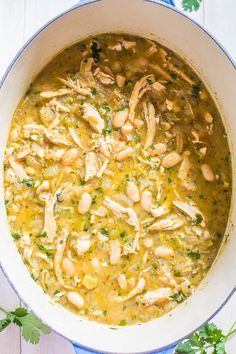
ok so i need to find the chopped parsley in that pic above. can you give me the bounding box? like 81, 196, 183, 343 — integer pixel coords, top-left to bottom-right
37, 244, 55, 253
192, 81, 201, 99
12, 233, 21, 241
56, 192, 63, 203
170, 291, 186, 303
188, 250, 201, 260
192, 213, 203, 225
100, 228, 109, 236
120, 231, 128, 238
22, 178, 35, 187
151, 263, 158, 271
119, 320, 127, 326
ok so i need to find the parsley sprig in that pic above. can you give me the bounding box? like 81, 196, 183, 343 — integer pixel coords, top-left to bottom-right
182, 0, 202, 12
0, 306, 50, 344
175, 321, 236, 353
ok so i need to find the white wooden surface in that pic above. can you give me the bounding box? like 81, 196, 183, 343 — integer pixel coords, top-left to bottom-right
0, 0, 236, 353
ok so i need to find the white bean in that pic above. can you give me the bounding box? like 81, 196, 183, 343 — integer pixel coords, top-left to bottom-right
126, 181, 140, 203
121, 124, 133, 135
113, 108, 128, 128
62, 258, 75, 276
141, 190, 152, 212
154, 246, 174, 259
133, 119, 144, 129
201, 163, 214, 182
118, 274, 127, 290
151, 143, 167, 156
115, 147, 133, 161
67, 292, 84, 308
143, 237, 153, 248
77, 192, 91, 214
204, 111, 213, 123
162, 151, 181, 168
116, 74, 126, 88
76, 238, 91, 255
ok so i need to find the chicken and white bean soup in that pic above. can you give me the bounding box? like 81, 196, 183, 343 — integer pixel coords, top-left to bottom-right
4, 34, 231, 326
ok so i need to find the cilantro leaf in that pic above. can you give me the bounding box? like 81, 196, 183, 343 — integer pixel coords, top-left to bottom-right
0, 306, 50, 344
0, 315, 13, 331
182, 0, 202, 12
17, 313, 50, 344
175, 321, 235, 354
175, 341, 195, 353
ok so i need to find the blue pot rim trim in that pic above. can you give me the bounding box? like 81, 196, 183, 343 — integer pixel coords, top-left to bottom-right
0, 0, 235, 353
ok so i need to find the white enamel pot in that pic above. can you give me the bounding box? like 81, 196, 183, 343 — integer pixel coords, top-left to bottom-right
0, 0, 235, 353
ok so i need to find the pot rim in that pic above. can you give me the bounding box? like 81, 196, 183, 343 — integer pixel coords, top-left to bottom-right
0, 1, 235, 353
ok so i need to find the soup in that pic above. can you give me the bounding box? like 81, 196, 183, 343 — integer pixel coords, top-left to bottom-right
4, 34, 231, 326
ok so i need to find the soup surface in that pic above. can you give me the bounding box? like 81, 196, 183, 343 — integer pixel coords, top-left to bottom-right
4, 34, 231, 326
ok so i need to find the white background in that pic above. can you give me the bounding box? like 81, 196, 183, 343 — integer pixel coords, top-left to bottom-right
0, 0, 235, 353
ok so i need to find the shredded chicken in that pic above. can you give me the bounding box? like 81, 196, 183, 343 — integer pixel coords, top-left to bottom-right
178, 152, 196, 191
115, 278, 145, 302
103, 196, 140, 230
80, 57, 96, 87
109, 240, 121, 264
68, 127, 91, 151
97, 158, 109, 177
149, 217, 184, 232
57, 77, 91, 96
40, 88, 71, 98
151, 205, 169, 218
43, 191, 58, 242
129, 75, 154, 122
9, 157, 28, 180
142, 101, 157, 147
138, 288, 171, 307
84, 152, 99, 181
45, 130, 72, 146
173, 200, 204, 224
82, 103, 105, 133
94, 68, 114, 85
53, 229, 73, 289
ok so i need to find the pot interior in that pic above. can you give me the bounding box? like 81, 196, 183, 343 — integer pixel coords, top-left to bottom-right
0, 0, 235, 352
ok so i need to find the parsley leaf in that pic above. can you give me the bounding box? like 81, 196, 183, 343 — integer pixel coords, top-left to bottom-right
175, 321, 236, 354
0, 306, 50, 344
192, 213, 203, 225
22, 178, 35, 187
182, 0, 202, 12
100, 228, 109, 236
188, 249, 201, 260
171, 291, 186, 303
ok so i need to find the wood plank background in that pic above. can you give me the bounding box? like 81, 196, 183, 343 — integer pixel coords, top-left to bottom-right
0, 0, 235, 353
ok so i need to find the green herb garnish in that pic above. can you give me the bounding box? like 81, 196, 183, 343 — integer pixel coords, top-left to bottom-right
12, 233, 21, 241
181, 0, 202, 12
192, 82, 201, 99
171, 291, 186, 303
175, 321, 236, 353
22, 178, 35, 187
100, 228, 109, 236
37, 244, 55, 253
188, 250, 201, 260
0, 306, 50, 344
192, 213, 203, 225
